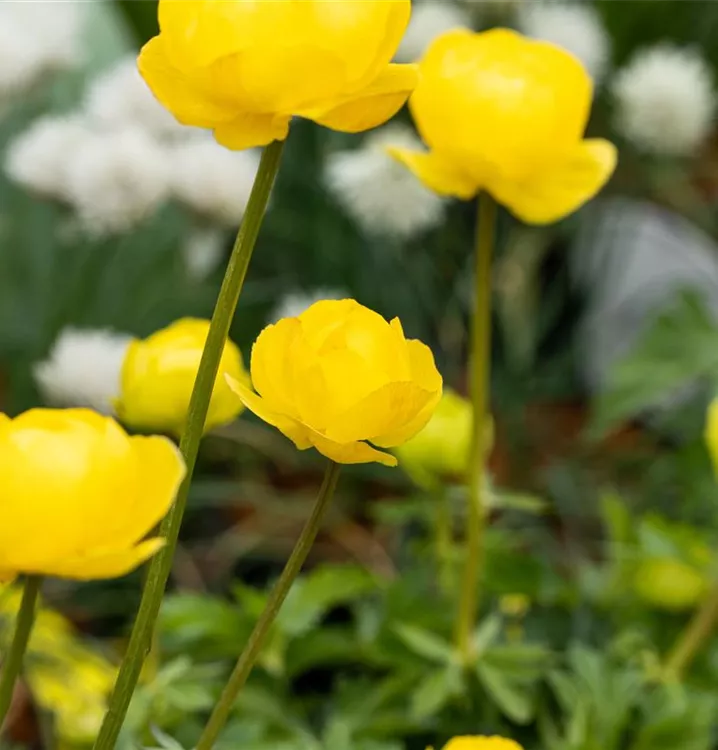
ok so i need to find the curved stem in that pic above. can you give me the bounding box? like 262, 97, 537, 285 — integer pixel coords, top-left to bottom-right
92, 139, 286, 750
455, 192, 496, 661
196, 461, 341, 750
664, 579, 718, 680
0, 576, 42, 732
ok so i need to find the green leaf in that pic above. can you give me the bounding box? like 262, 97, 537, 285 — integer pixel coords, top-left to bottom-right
392, 623, 455, 664
147, 726, 187, 750
590, 291, 718, 436
483, 643, 552, 682
321, 718, 353, 750
600, 493, 634, 548
410, 666, 463, 720
476, 663, 534, 724
471, 614, 502, 656
277, 564, 378, 637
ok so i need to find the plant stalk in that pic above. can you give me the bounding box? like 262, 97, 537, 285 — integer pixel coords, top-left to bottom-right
664, 579, 718, 680
92, 138, 286, 750
0, 576, 43, 732
195, 461, 342, 750
436, 489, 454, 594
455, 192, 496, 661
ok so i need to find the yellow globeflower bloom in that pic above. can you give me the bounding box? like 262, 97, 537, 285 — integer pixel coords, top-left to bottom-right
118, 318, 247, 435
0, 409, 185, 580
395, 389, 473, 488
227, 299, 442, 466
138, 0, 418, 150
439, 738, 523, 750
390, 29, 617, 225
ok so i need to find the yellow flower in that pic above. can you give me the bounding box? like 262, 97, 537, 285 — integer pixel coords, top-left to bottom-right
390, 28, 617, 224
227, 299, 442, 466
0, 409, 185, 580
0, 585, 116, 744
439, 738, 524, 750
117, 318, 247, 435
138, 0, 418, 150
394, 389, 479, 488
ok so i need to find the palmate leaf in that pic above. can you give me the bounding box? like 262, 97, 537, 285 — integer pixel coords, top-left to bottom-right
475, 663, 534, 725
590, 291, 718, 436
276, 564, 379, 637
410, 665, 463, 720
392, 623, 456, 665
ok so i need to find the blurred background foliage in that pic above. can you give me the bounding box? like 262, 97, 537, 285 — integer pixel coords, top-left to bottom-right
4, 1, 718, 749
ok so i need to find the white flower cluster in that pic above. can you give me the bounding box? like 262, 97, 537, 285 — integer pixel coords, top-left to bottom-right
325, 125, 446, 239
170, 136, 260, 227
4, 54, 261, 237
181, 227, 227, 281
612, 44, 716, 156
0, 1, 84, 99
33, 328, 133, 414
518, 1, 610, 83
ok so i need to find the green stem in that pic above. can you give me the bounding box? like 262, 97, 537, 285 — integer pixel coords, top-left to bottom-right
92, 139, 285, 750
455, 192, 496, 661
0, 576, 42, 731
196, 461, 341, 750
436, 489, 454, 595
664, 579, 718, 680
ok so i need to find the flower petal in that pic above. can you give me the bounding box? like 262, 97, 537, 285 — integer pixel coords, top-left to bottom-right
43, 538, 166, 581
325, 382, 436, 445
372, 340, 443, 446
250, 318, 304, 418
304, 64, 418, 133
226, 375, 312, 450
306, 431, 398, 467
407, 339, 443, 392
138, 36, 237, 127
123, 436, 186, 546
489, 138, 617, 225
388, 147, 479, 199
214, 112, 292, 150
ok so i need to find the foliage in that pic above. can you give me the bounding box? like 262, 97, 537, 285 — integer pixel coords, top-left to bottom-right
3, 1, 718, 750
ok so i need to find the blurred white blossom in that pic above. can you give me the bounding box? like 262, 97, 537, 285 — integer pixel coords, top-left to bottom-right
66, 127, 170, 235
4, 115, 90, 199
85, 56, 187, 139
181, 227, 227, 280
170, 137, 260, 226
271, 289, 348, 323
613, 44, 716, 156
519, 2, 610, 82
34, 328, 133, 414
325, 125, 446, 239
0, 1, 83, 97
395, 0, 471, 63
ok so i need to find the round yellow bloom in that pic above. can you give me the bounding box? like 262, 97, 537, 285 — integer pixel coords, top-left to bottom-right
138, 0, 418, 151
440, 737, 524, 750
394, 389, 472, 488
0, 409, 185, 580
227, 299, 443, 466
390, 28, 617, 224
633, 557, 708, 612
117, 318, 247, 435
